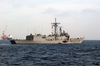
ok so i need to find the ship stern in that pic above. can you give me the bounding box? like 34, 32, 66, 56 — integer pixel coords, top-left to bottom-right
10, 40, 16, 44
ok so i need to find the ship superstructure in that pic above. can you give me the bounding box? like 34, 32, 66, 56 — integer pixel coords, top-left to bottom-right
10, 18, 84, 44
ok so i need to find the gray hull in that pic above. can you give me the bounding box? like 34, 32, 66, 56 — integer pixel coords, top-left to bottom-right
10, 37, 84, 44
70, 37, 84, 43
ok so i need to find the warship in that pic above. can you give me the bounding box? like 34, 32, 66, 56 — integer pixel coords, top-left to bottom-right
10, 18, 84, 44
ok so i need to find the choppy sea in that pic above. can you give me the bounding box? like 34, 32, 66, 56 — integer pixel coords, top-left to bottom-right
0, 40, 100, 66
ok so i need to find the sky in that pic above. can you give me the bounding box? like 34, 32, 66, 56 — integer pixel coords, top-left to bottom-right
0, 0, 100, 40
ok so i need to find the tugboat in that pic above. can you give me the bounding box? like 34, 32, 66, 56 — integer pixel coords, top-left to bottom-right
10, 18, 84, 44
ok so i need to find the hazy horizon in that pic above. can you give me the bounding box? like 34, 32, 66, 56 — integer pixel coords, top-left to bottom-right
0, 0, 100, 40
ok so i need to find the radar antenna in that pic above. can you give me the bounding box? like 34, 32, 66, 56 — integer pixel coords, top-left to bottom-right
59, 26, 62, 36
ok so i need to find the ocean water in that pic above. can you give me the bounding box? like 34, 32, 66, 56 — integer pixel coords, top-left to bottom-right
0, 40, 100, 66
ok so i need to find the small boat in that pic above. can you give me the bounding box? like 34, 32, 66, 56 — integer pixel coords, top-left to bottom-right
1, 26, 12, 40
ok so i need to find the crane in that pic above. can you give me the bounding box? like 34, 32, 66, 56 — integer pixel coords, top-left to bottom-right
2, 26, 7, 39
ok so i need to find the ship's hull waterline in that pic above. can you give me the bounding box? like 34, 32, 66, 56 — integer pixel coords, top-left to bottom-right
10, 37, 84, 44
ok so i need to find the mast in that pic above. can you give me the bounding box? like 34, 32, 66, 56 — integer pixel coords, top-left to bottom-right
51, 18, 60, 40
